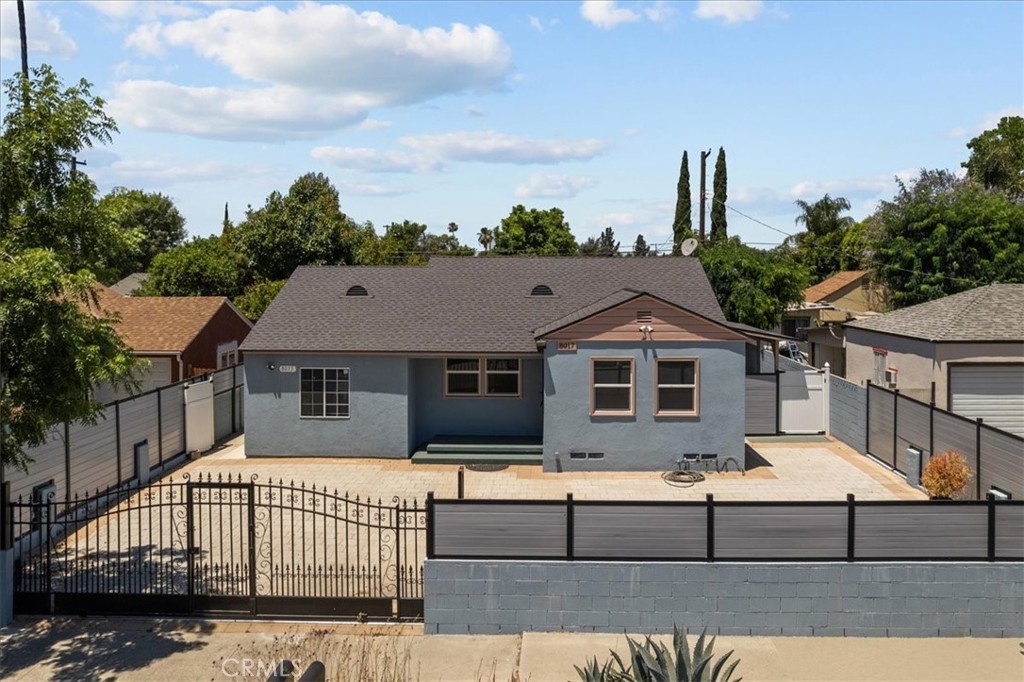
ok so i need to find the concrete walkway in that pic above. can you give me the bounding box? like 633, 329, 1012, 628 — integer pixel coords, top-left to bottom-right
1, 617, 1020, 682
186, 435, 923, 502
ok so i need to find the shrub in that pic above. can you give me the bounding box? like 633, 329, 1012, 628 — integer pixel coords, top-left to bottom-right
921, 450, 973, 499
575, 627, 742, 682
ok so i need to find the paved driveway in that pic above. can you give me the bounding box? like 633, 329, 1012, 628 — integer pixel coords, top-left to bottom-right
185, 436, 923, 503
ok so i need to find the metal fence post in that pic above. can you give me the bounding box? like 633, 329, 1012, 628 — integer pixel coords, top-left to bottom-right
115, 400, 123, 484
425, 492, 435, 559
928, 394, 935, 461
706, 493, 715, 562
63, 422, 71, 502
247, 482, 257, 615
892, 389, 899, 469
231, 367, 237, 434
976, 418, 983, 500
865, 380, 872, 454
394, 500, 402, 604
822, 363, 831, 437
457, 467, 464, 500
986, 493, 996, 562
0, 481, 11, 550
566, 493, 574, 561
774, 371, 781, 435
846, 493, 856, 562
157, 387, 164, 466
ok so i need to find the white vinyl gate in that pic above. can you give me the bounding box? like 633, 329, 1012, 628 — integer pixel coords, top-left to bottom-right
778, 357, 828, 434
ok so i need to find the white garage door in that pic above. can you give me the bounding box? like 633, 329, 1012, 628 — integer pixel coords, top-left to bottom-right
950, 365, 1024, 437
140, 357, 173, 393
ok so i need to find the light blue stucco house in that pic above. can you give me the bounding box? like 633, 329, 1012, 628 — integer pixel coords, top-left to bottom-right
240, 257, 777, 472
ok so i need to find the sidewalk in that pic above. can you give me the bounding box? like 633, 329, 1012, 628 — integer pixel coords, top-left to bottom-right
1, 617, 1020, 682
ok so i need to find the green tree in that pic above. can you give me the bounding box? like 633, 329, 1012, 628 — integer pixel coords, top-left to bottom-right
632, 233, 651, 257
580, 227, 620, 256
710, 147, 728, 242
99, 187, 187, 279
492, 205, 578, 256
234, 279, 287, 321
360, 220, 473, 265
142, 236, 245, 297
234, 173, 368, 281
872, 169, 1024, 308
963, 115, 1024, 198
477, 227, 494, 253
791, 194, 855, 280
698, 237, 810, 329
0, 65, 137, 467
672, 150, 692, 254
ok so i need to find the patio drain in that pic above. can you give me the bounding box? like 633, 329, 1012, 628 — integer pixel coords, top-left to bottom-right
466, 463, 509, 472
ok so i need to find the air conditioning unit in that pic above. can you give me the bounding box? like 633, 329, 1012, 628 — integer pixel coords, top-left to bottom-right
884, 367, 898, 386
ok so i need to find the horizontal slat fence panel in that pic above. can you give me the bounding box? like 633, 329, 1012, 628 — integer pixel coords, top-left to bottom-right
574, 505, 706, 559
830, 376, 866, 454
932, 411, 979, 482
68, 408, 119, 497
212, 367, 234, 394
745, 374, 777, 435
995, 504, 1024, 559
160, 384, 185, 459
214, 390, 233, 441
434, 503, 566, 557
856, 505, 987, 559
716, 505, 847, 559
7, 425, 67, 503
867, 385, 894, 465
979, 427, 1024, 501
117, 392, 160, 477
895, 394, 931, 461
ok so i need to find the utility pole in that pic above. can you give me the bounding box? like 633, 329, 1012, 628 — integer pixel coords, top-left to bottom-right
698, 148, 711, 243
17, 0, 28, 80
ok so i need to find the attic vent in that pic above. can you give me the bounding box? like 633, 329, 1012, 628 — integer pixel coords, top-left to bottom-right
636, 311, 653, 324
346, 285, 368, 297
531, 284, 554, 296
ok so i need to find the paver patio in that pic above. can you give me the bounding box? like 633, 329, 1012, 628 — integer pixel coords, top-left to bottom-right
184, 434, 924, 503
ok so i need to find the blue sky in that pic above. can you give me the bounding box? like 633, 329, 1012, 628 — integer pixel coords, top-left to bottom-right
1, 0, 1021, 252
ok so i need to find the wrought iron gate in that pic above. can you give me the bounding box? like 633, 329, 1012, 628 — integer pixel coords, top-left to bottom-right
4, 473, 425, 620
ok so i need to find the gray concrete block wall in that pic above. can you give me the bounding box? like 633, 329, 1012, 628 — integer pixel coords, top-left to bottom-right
424, 560, 1024, 637
830, 375, 866, 454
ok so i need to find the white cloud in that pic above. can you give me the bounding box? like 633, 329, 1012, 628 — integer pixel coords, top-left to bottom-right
529, 16, 545, 32
946, 126, 969, 139
644, 1, 676, 24
84, 1, 198, 21
466, 105, 486, 117
108, 81, 373, 141
399, 131, 610, 164
623, 128, 641, 137
515, 173, 597, 199
310, 146, 443, 174
693, 0, 764, 24
789, 175, 902, 200
93, 158, 271, 187
580, 1, 640, 30
978, 105, 1024, 132
355, 118, 393, 131
335, 180, 414, 197
114, 3, 511, 140
594, 212, 639, 226
0, 1, 76, 59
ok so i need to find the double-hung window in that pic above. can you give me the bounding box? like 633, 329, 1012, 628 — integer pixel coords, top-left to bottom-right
445, 358, 521, 397
655, 359, 699, 416
300, 368, 350, 418
591, 358, 634, 415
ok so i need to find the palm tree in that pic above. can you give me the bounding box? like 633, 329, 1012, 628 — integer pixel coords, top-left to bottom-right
793, 194, 855, 237
477, 227, 493, 253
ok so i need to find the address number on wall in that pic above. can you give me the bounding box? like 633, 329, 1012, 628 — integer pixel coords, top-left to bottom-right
556, 342, 577, 352
278, 365, 297, 373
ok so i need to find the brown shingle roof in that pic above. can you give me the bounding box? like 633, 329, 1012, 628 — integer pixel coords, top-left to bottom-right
90, 286, 236, 352
803, 270, 868, 303
844, 283, 1024, 342
241, 257, 729, 354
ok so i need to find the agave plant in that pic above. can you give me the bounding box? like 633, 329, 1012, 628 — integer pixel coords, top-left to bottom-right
577, 627, 742, 682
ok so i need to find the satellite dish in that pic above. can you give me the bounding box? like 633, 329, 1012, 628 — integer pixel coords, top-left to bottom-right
679, 238, 698, 256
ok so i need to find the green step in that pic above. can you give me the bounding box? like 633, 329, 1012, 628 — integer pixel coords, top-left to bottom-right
411, 450, 543, 465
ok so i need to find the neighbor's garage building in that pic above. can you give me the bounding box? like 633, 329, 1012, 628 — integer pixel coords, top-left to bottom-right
844, 283, 1024, 437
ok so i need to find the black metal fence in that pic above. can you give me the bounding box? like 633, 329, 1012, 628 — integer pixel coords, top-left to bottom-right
426, 493, 1024, 563
2, 474, 425, 620
865, 381, 1024, 500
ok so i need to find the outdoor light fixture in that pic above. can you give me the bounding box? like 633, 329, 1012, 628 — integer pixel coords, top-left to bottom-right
267, 363, 275, 371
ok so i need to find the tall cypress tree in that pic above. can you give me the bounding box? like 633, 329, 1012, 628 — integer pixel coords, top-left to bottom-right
710, 146, 728, 242
672, 150, 692, 254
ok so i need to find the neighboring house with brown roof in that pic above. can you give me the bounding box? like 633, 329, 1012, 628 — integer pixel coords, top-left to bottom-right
92, 285, 253, 402
780, 270, 888, 375
844, 284, 1024, 436
241, 257, 781, 472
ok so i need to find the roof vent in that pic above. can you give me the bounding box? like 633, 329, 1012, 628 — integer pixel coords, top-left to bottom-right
636, 310, 653, 324
531, 284, 553, 296
346, 285, 368, 297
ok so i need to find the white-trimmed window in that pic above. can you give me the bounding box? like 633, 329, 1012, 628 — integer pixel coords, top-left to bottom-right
655, 359, 699, 416
445, 358, 481, 395
591, 358, 634, 415
217, 341, 238, 369
300, 368, 350, 418
445, 358, 522, 397
873, 349, 887, 385
485, 359, 520, 396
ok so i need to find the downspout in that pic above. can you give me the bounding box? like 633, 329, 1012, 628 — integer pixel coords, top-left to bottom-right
177, 353, 184, 382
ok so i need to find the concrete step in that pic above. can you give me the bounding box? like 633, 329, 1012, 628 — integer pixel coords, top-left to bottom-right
411, 450, 543, 465
424, 438, 542, 455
